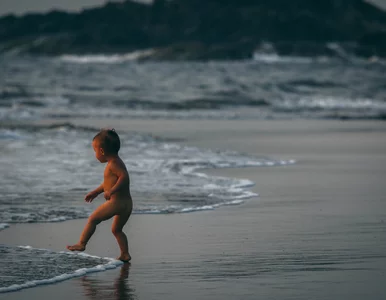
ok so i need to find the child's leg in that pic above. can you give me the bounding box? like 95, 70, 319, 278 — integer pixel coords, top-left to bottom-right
67, 201, 119, 251
112, 213, 131, 261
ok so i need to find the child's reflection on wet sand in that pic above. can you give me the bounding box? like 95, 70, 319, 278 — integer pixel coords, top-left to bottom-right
80, 263, 137, 300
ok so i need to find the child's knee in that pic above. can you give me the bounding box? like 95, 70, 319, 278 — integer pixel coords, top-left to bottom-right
112, 226, 122, 236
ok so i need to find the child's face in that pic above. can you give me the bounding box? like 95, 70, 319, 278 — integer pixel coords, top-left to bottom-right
92, 140, 107, 163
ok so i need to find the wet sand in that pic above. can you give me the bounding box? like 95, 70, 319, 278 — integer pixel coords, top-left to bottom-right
1, 119, 386, 300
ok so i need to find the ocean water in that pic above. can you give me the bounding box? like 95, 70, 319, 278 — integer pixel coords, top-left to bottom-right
1, 54, 385, 121
0, 245, 123, 293
0, 53, 385, 293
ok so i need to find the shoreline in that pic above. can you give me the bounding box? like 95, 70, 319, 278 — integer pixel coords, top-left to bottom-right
1, 119, 386, 300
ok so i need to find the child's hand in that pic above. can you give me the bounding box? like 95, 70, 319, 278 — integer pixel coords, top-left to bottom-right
104, 190, 111, 200
85, 191, 97, 202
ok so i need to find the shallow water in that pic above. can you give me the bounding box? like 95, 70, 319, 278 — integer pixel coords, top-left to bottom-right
0, 245, 122, 293
0, 124, 294, 226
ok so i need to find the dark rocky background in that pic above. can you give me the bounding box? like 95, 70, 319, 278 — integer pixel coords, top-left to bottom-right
0, 0, 385, 60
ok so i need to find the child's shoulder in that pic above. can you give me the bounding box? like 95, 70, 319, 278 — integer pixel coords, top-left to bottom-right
110, 156, 128, 170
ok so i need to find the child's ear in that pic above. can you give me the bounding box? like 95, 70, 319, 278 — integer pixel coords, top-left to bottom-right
100, 148, 105, 155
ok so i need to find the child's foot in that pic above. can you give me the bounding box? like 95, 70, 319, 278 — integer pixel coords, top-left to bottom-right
117, 253, 131, 262
67, 243, 86, 251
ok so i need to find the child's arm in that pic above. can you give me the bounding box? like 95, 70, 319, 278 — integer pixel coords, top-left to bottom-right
104, 161, 129, 200
85, 183, 104, 202
92, 183, 104, 195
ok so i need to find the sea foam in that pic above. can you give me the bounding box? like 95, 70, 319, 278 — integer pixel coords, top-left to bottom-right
59, 49, 155, 64
0, 245, 123, 293
0, 223, 9, 230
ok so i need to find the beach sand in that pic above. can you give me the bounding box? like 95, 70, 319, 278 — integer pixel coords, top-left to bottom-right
1, 119, 386, 300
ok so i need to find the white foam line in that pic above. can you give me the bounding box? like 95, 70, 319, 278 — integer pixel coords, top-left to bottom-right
0, 246, 123, 293
179, 198, 255, 213
59, 49, 155, 63
0, 223, 10, 230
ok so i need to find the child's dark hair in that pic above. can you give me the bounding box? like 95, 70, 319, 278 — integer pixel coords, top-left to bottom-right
93, 129, 120, 154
